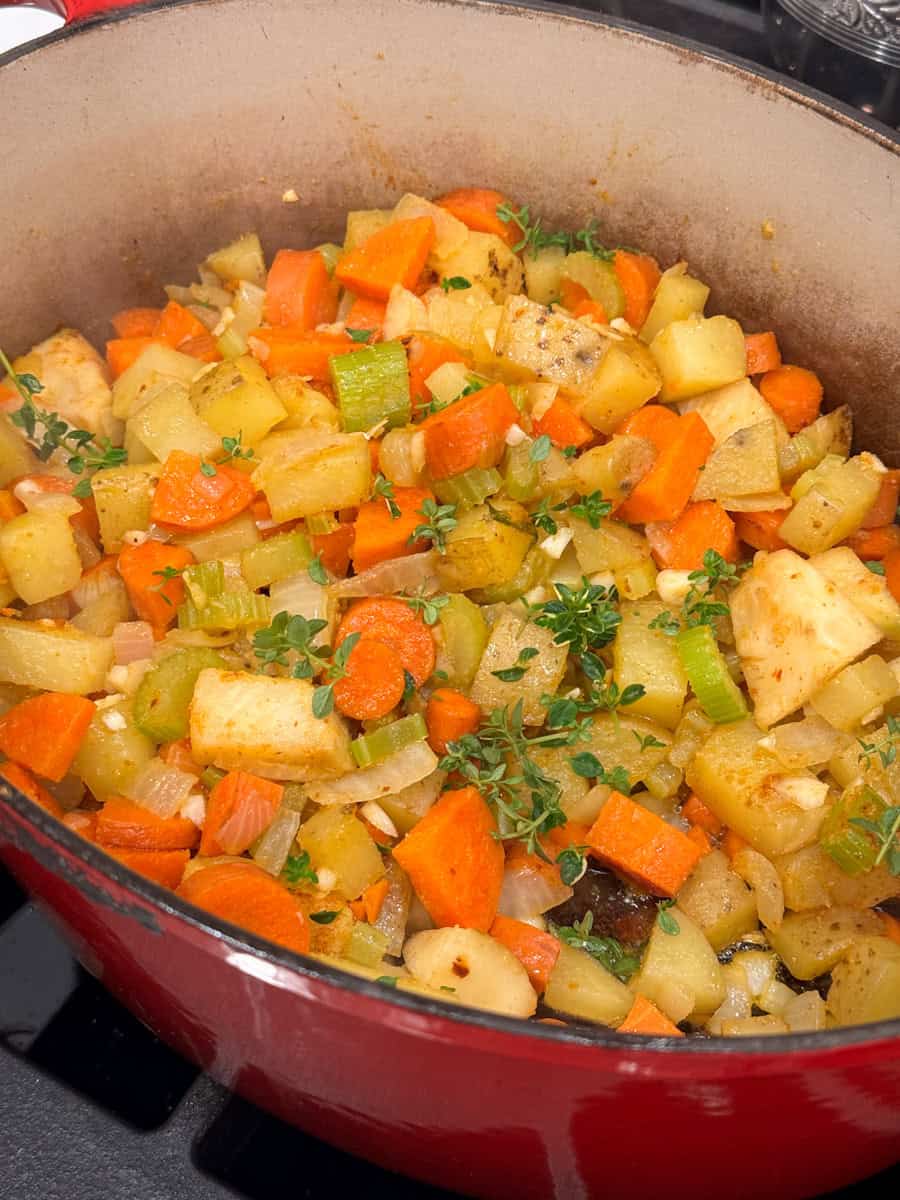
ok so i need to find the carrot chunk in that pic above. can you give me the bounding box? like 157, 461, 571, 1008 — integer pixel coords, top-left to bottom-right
586, 791, 703, 897
648, 500, 738, 570
0, 693, 95, 782
248, 328, 364, 379
334, 597, 436, 685
845, 524, 900, 561
106, 336, 167, 379
407, 333, 467, 410
201, 770, 283, 857
560, 278, 592, 312
178, 861, 310, 953
351, 486, 433, 573
150, 450, 256, 530
117, 540, 195, 634
616, 408, 714, 524
421, 381, 518, 480
613, 250, 661, 331
532, 395, 594, 450
618, 994, 685, 1037
759, 365, 823, 433
107, 847, 190, 890
681, 793, 723, 836
178, 333, 222, 363
111, 307, 163, 339
332, 638, 406, 720
885, 548, 900, 604
862, 470, 900, 530
490, 914, 561, 993
343, 295, 387, 339
311, 523, 355, 577
434, 188, 518, 247
425, 687, 482, 756
744, 331, 782, 375
96, 798, 199, 851
155, 300, 207, 348
335, 217, 435, 302
265, 249, 338, 329
734, 508, 790, 553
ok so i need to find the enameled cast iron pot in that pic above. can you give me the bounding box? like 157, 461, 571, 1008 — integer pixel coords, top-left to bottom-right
1, 1, 899, 1195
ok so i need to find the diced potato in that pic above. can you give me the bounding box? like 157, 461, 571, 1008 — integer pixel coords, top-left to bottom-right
650, 314, 746, 403
0, 416, 39, 486
271, 377, 340, 432
70, 579, 132, 635
779, 456, 883, 556
809, 656, 898, 732
524, 245, 566, 305
720, 1015, 789, 1036
778, 406, 853, 481
14, 329, 119, 442
692, 421, 780, 502
73, 699, 155, 801
767, 907, 884, 980
404, 927, 537, 1018
681, 378, 786, 448
529, 744, 590, 818
572, 436, 656, 506
614, 600, 688, 729
391, 192, 469, 263
190, 355, 287, 448
0, 617, 113, 694
111, 343, 201, 421
775, 843, 900, 911
731, 549, 881, 728
252, 431, 371, 522
616, 557, 658, 601
0, 508, 82, 604
639, 263, 710, 344
437, 502, 532, 593
492, 295, 607, 390
810, 547, 900, 640
435, 593, 489, 689
174, 511, 260, 561
424, 282, 495, 354
92, 462, 161, 553
632, 906, 725, 1020
561, 251, 624, 319
686, 720, 826, 857
205, 232, 266, 287
677, 850, 758, 952
189, 668, 353, 780
570, 516, 650, 574
344, 208, 392, 251
127, 381, 221, 462
469, 608, 567, 725
827, 937, 900, 1025
297, 807, 384, 900
298, 895, 355, 957
544, 942, 633, 1026
437, 232, 524, 302
572, 338, 662, 433
585, 713, 672, 787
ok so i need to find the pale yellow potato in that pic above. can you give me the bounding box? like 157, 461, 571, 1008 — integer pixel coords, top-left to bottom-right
112, 343, 202, 420
205, 232, 266, 287
810, 546, 900, 639
0, 508, 82, 604
0, 617, 113, 694
404, 928, 537, 1019
14, 328, 119, 442
127, 381, 221, 462
632, 906, 725, 1021
827, 937, 900, 1026
252, 431, 371, 522
573, 339, 662, 433
808, 655, 898, 731
391, 192, 469, 263
774, 844, 900, 911
469, 607, 567, 725
437, 232, 524, 302
613, 599, 688, 729
545, 942, 633, 1025
297, 807, 384, 901
190, 355, 286, 447
0, 416, 39, 487
343, 208, 392, 252
493, 294, 607, 389
767, 907, 884, 980
650, 314, 746, 402
681, 377, 787, 447
639, 263, 709, 344
779, 456, 882, 556
676, 850, 758, 952
692, 420, 781, 501
92, 462, 161, 554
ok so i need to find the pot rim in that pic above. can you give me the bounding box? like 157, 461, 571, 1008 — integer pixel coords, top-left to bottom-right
1, 0, 898, 1059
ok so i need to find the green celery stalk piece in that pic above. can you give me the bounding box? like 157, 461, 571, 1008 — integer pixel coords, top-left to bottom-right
433, 467, 502, 509
330, 341, 411, 432
675, 624, 748, 724
350, 713, 428, 768
820, 784, 885, 876
132, 647, 226, 742
241, 530, 313, 590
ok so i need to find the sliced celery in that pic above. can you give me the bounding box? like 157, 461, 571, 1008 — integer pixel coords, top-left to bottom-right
178, 589, 270, 632
132, 647, 226, 742
184, 560, 227, 606
820, 784, 886, 876
315, 243, 343, 275
350, 714, 428, 768
676, 624, 748, 724
470, 546, 548, 604
241, 530, 313, 591
433, 466, 502, 509
345, 922, 389, 967
437, 594, 489, 688
331, 341, 411, 432
504, 441, 539, 501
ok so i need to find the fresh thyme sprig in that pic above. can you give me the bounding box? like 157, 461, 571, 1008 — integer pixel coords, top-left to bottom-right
403, 593, 450, 626
251, 610, 360, 718
858, 715, 900, 770
530, 578, 621, 657
495, 203, 616, 261
374, 473, 401, 519
549, 912, 641, 981
409, 498, 458, 554
649, 549, 747, 635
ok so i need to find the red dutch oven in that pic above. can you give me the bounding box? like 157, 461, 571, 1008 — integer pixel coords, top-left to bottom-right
1, 2, 899, 1196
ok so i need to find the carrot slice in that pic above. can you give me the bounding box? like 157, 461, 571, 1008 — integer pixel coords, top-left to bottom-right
350, 877, 390, 924
201, 770, 284, 857
311, 523, 355, 577
107, 847, 190, 890
616, 408, 714, 525
681, 792, 723, 836
734, 508, 790, 553
265, 249, 338, 329
0, 693, 95, 782
111, 307, 163, 339
613, 250, 661, 331
117, 540, 195, 634
618, 994, 684, 1037
344, 295, 387, 339
106, 336, 167, 379
334, 596, 436, 685
407, 333, 467, 409
179, 861, 310, 953
489, 914, 560, 993
885, 548, 900, 604
13, 472, 100, 543
150, 450, 256, 530
392, 786, 504, 931
647, 500, 738, 570
845, 524, 900, 561
420, 381, 518, 480
572, 299, 609, 325
759, 365, 823, 433
0, 489, 25, 521
862, 470, 900, 529
434, 188, 518, 247
744, 331, 781, 375
425, 687, 481, 756
586, 790, 703, 897
96, 798, 199, 851
0, 761, 64, 819
532, 395, 594, 450
248, 328, 364, 379
155, 301, 208, 348
560, 278, 592, 311
686, 826, 713, 856
335, 217, 435, 302
351, 486, 433, 573
332, 638, 406, 720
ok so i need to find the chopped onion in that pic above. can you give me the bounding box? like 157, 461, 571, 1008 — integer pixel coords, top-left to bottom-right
705, 982, 752, 1035
732, 847, 785, 930
22, 596, 70, 622
16, 486, 80, 517
383, 283, 427, 341
251, 805, 300, 876
379, 428, 423, 487
180, 793, 207, 828
497, 858, 572, 919
538, 528, 573, 560
113, 620, 155, 665
759, 716, 847, 771
305, 741, 439, 807
270, 571, 331, 631
373, 862, 412, 957
765, 773, 829, 811
425, 361, 468, 406
758, 978, 796, 1017
382, 769, 445, 823
783, 989, 826, 1032
526, 382, 557, 421
330, 551, 440, 599
71, 559, 119, 610
128, 758, 197, 819
505, 423, 528, 447
360, 800, 399, 838
654, 568, 693, 606
732, 949, 776, 999
72, 523, 102, 570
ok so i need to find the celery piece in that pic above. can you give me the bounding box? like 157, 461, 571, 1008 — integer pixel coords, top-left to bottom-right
178, 589, 270, 632
132, 647, 226, 742
241, 530, 313, 591
345, 922, 389, 968
330, 342, 411, 432
789, 454, 845, 502
504, 441, 539, 502
437, 593, 489, 689
470, 545, 548, 604
820, 784, 887, 877
676, 624, 748, 724
433, 467, 502, 509
350, 714, 428, 768
184, 560, 227, 606
315, 243, 343, 275
305, 511, 339, 536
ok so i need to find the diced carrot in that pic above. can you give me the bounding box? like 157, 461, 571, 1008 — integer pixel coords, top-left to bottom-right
0, 489, 24, 521
540, 819, 592, 857
862, 470, 900, 529
744, 331, 782, 375
117, 540, 195, 634
0, 692, 95, 781
343, 295, 387, 339
686, 826, 713, 856
334, 596, 436, 685
265, 249, 338, 329
681, 792, 723, 836
332, 638, 406, 720
155, 300, 208, 349
248, 328, 364, 379
63, 810, 98, 840
425, 687, 481, 756
351, 878, 390, 925
111, 307, 163, 339
96, 798, 200, 851
178, 861, 310, 953
392, 786, 504, 931
150, 450, 256, 531
106, 336, 166, 379
845, 524, 900, 561
647, 500, 738, 570
618, 994, 684, 1037
721, 829, 748, 861
616, 409, 714, 525
407, 333, 467, 409
311, 523, 355, 577
560, 278, 591, 311
351, 486, 434, 573
885, 548, 900, 604
880, 912, 900, 947
734, 508, 790, 553
421, 381, 518, 480
586, 790, 704, 897
434, 188, 518, 247
759, 365, 823, 433
201, 770, 283, 857
572, 299, 609, 325
335, 217, 435, 302
490, 914, 561, 993
532, 395, 594, 450
107, 847, 190, 890
178, 333, 222, 363
159, 738, 201, 775
613, 251, 661, 331
0, 761, 64, 819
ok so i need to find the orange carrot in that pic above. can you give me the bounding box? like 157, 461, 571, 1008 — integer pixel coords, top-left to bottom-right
111, 307, 163, 339
721, 829, 748, 861
434, 188, 518, 247
178, 861, 310, 953
532, 395, 594, 450
862, 470, 900, 529
0, 489, 24, 521
572, 298, 610, 325
332, 638, 406, 720
248, 328, 364, 379
151, 450, 256, 531
201, 770, 283, 857
334, 597, 436, 685
560, 278, 592, 311
421, 381, 518, 480
63, 810, 98, 841
0, 692, 95, 782
880, 912, 900, 947
178, 333, 222, 363
107, 847, 190, 890
681, 793, 723, 836
349, 878, 390, 925
96, 798, 199, 851
686, 826, 713, 856
540, 819, 592, 858
618, 994, 684, 1037
759, 365, 823, 433
351, 486, 434, 573
344, 295, 387, 339
0, 761, 64, 819
885, 548, 900, 604
647, 500, 738, 570
117, 540, 195, 633
392, 786, 504, 931
335, 217, 435, 302
490, 914, 561, 993
613, 250, 661, 331
106, 336, 166, 379
425, 687, 482, 756
586, 791, 703, 897
155, 300, 208, 348
744, 331, 782, 375
734, 508, 790, 552
311, 523, 355, 577
845, 524, 900, 561
407, 333, 467, 409
616, 408, 714, 525
264, 249, 338, 329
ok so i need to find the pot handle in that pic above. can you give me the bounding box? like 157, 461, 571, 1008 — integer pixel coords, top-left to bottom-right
7, 0, 146, 22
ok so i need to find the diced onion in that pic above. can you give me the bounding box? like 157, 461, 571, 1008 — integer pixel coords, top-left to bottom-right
72, 523, 102, 570
382, 769, 445, 824
766, 774, 829, 810
758, 715, 846, 770
497, 859, 572, 919
71, 559, 120, 610
732, 950, 776, 999
360, 800, 399, 838
654, 979, 695, 1025
128, 758, 197, 819
505, 423, 528, 447
180, 793, 207, 828
305, 741, 439, 807
251, 805, 300, 876
270, 570, 331, 629
539, 528, 574, 560
526, 382, 557, 421
113, 620, 155, 665
705, 982, 752, 1035
654, 568, 693, 606
383, 284, 428, 341
380, 428, 423, 487
783, 989, 826, 1032
330, 551, 440, 599
22, 596, 70, 622
758, 979, 796, 1017
732, 847, 785, 930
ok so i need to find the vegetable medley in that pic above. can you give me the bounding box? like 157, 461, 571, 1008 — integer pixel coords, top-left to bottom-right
1, 186, 899, 1039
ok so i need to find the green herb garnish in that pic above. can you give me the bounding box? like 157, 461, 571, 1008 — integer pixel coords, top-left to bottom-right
550, 912, 640, 981
492, 646, 539, 684
373, 473, 401, 519
440, 276, 471, 292
409, 498, 458, 554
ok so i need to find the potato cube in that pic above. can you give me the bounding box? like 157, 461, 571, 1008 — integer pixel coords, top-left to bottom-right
779, 456, 882, 556
92, 462, 161, 553
692, 420, 781, 501
639, 264, 709, 344
437, 232, 524, 302
650, 314, 746, 402
252, 431, 371, 522
570, 516, 650, 574
767, 907, 883, 980
469, 608, 567, 725
544, 942, 632, 1026
0, 508, 82, 604
437, 503, 532, 592
190, 355, 287, 447
677, 850, 758, 952
0, 416, 39, 486
632, 906, 725, 1020
0, 617, 113, 694
493, 295, 607, 389
613, 600, 688, 729
573, 338, 662, 433
298, 807, 384, 901
681, 378, 787, 448
128, 381, 221, 462
524, 245, 566, 305
808, 655, 898, 731
112, 342, 201, 420
827, 937, 900, 1025
810, 546, 900, 639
